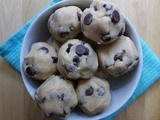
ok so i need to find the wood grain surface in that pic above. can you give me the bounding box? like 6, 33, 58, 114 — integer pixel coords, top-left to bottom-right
0, 0, 160, 120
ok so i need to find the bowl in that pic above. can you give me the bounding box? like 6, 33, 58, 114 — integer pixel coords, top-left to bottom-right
20, 0, 143, 119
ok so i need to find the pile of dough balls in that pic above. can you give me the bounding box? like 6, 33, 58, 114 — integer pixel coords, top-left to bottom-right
23, 0, 139, 118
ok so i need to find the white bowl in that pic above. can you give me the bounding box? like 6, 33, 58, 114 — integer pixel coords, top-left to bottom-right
20, 0, 143, 119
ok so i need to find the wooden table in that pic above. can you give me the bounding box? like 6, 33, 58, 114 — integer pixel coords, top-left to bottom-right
0, 0, 160, 120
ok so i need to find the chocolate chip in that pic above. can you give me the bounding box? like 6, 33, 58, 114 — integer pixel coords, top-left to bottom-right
58, 31, 69, 38
84, 13, 93, 25
111, 10, 120, 23
135, 57, 139, 61
103, 4, 106, 8
101, 33, 111, 42
94, 6, 98, 11
118, 28, 124, 37
75, 45, 89, 56
51, 56, 58, 63
61, 93, 64, 101
97, 86, 106, 96
42, 97, 46, 103
73, 56, 80, 67
123, 49, 126, 53
43, 112, 54, 118
85, 86, 94, 96
64, 65, 75, 73
66, 44, 73, 53
114, 53, 123, 61
38, 47, 49, 53
57, 95, 61, 99
103, 4, 113, 11
57, 93, 65, 101
26, 67, 36, 76
84, 48, 89, 55
77, 12, 81, 21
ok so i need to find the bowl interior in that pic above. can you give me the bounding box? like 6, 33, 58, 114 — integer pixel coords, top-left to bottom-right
20, 0, 142, 119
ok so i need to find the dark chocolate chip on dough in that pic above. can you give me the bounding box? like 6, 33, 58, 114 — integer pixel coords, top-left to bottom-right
42, 97, 46, 103
94, 6, 98, 11
101, 33, 111, 42
57, 93, 65, 101
66, 44, 73, 53
111, 10, 120, 23
64, 65, 75, 73
85, 86, 94, 96
75, 45, 89, 56
26, 66, 36, 76
51, 56, 58, 63
58, 31, 70, 38
135, 57, 139, 61
84, 13, 93, 25
73, 56, 80, 67
103, 4, 113, 11
114, 53, 123, 61
38, 47, 49, 53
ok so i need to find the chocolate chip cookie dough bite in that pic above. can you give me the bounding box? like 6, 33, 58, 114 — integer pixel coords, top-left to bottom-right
48, 6, 82, 43
23, 42, 58, 80
76, 76, 111, 115
97, 36, 139, 77
57, 39, 98, 80
81, 0, 125, 44
35, 75, 78, 118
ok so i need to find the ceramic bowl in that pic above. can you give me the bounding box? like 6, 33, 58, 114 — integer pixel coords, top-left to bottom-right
20, 0, 143, 119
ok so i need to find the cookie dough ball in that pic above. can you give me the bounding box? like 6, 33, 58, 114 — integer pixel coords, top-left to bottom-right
35, 75, 78, 118
81, 0, 125, 44
23, 42, 58, 80
97, 36, 139, 77
76, 76, 111, 115
48, 6, 82, 43
57, 39, 98, 80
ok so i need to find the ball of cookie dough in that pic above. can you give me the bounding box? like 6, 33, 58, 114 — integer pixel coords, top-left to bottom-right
23, 42, 58, 80
81, 0, 125, 44
35, 75, 78, 118
76, 76, 111, 115
97, 35, 139, 77
57, 39, 98, 80
48, 6, 82, 43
